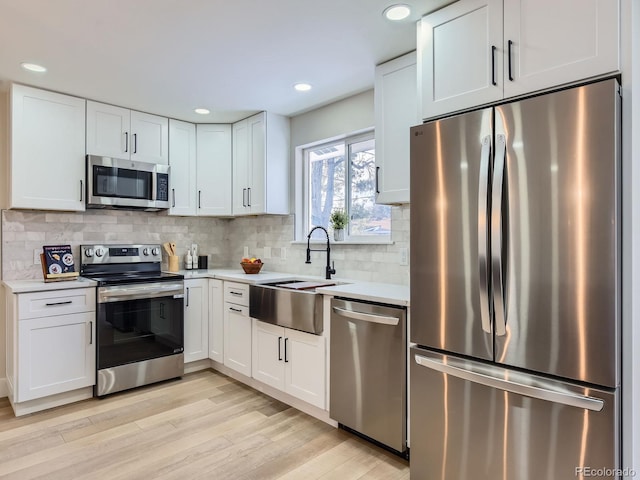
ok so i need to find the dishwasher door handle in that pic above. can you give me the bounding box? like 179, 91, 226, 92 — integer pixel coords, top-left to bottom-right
332, 306, 399, 326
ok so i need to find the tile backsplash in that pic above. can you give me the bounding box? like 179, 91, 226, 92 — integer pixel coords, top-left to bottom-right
2, 206, 410, 285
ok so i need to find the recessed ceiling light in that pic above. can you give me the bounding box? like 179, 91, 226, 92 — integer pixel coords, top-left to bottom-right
294, 83, 312, 92
21, 62, 47, 73
383, 4, 411, 21
194, 108, 210, 115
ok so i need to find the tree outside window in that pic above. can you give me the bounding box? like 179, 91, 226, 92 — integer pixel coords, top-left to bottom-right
305, 133, 391, 241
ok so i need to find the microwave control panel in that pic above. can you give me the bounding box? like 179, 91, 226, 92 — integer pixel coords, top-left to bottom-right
156, 173, 169, 201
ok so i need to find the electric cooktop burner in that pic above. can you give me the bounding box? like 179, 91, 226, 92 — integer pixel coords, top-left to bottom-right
80, 243, 183, 286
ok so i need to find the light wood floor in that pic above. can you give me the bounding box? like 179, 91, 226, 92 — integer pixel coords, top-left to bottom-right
0, 369, 409, 479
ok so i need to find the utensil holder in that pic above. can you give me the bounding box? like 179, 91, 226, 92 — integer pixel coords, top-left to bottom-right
168, 255, 179, 272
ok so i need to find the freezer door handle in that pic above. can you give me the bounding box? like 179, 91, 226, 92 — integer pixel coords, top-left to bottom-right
332, 306, 399, 326
414, 353, 605, 412
478, 135, 492, 334
491, 134, 507, 337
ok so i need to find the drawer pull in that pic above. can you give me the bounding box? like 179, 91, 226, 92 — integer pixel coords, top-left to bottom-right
229, 307, 243, 313
229, 291, 244, 296
45, 300, 73, 307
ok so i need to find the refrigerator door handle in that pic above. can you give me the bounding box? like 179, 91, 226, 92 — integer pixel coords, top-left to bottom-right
332, 306, 399, 326
414, 353, 605, 412
491, 134, 507, 337
478, 135, 492, 334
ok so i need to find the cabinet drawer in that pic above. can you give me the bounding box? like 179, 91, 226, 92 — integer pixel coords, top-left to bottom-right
225, 302, 249, 317
18, 288, 96, 319
224, 282, 249, 306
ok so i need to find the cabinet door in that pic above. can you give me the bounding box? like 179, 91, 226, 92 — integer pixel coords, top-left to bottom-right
419, 0, 503, 119
184, 279, 208, 363
248, 113, 266, 214
86, 101, 131, 159
130, 110, 169, 164
252, 320, 285, 390
503, 0, 619, 98
208, 279, 224, 363
169, 119, 197, 216
17, 312, 95, 402
232, 118, 250, 215
375, 52, 418, 205
284, 328, 325, 409
223, 303, 252, 376
10, 85, 86, 211
197, 124, 233, 216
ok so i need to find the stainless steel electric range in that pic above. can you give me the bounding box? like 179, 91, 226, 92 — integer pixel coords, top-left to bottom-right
80, 244, 185, 397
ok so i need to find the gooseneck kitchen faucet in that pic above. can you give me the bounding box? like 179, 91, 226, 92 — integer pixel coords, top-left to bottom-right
305, 226, 336, 280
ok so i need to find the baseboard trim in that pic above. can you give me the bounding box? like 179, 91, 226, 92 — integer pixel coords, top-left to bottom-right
0, 378, 7, 399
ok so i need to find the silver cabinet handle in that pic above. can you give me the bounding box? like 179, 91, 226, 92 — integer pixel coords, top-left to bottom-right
186, 287, 189, 307
491, 134, 507, 336
414, 353, 604, 412
172, 188, 176, 208
45, 300, 73, 307
247, 187, 251, 207
478, 135, 492, 335
332, 306, 399, 326
242, 188, 247, 207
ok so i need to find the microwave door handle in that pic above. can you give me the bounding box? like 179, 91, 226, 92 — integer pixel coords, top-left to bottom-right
491, 134, 507, 337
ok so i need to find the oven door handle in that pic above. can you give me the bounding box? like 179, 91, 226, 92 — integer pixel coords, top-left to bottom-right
98, 282, 184, 303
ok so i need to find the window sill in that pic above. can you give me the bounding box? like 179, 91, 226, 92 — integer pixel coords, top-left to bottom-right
291, 239, 394, 246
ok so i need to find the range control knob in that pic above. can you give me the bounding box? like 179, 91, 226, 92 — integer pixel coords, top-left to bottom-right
151, 247, 160, 256
143, 248, 150, 256
95, 248, 104, 258
84, 248, 94, 258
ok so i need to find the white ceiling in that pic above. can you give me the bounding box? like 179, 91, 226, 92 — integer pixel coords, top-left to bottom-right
0, 0, 453, 123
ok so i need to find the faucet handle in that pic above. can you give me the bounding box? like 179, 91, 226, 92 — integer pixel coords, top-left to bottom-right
330, 261, 336, 275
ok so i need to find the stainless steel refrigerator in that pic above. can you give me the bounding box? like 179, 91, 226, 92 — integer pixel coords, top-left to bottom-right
409, 78, 620, 479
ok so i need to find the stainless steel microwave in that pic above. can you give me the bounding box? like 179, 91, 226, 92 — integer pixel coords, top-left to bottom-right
86, 155, 170, 210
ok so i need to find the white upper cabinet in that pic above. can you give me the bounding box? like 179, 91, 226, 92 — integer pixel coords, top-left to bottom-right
502, 0, 620, 98
375, 51, 419, 205
169, 122, 232, 217
87, 100, 169, 164
418, 0, 620, 119
232, 112, 290, 216
168, 119, 197, 216
419, 0, 503, 120
196, 124, 232, 216
10, 84, 86, 211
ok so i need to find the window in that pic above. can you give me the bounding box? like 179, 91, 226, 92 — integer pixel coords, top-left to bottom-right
301, 132, 391, 242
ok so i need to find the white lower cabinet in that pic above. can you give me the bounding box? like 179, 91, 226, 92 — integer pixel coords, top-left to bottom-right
223, 303, 252, 376
184, 279, 209, 363
17, 312, 95, 402
208, 279, 224, 363
7, 288, 96, 408
252, 320, 326, 409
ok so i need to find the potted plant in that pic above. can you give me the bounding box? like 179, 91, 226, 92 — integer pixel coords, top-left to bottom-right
330, 209, 349, 241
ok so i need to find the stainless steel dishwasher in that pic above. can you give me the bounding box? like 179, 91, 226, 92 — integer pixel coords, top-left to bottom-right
329, 297, 407, 456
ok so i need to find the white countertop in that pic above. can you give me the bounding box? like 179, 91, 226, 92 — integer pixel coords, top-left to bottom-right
2, 276, 98, 294
3, 269, 409, 306
316, 282, 409, 307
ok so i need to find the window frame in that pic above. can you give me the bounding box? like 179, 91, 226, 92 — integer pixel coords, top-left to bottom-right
295, 129, 392, 244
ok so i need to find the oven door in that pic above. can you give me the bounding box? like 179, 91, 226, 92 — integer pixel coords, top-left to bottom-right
97, 281, 184, 370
